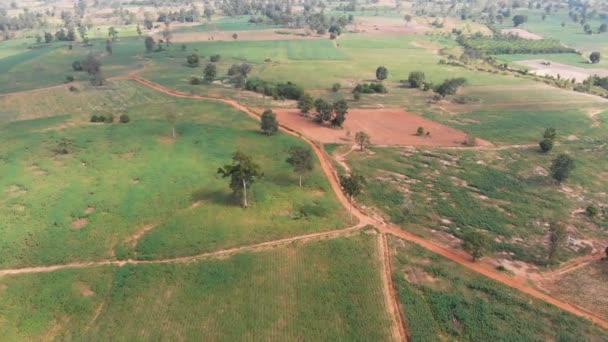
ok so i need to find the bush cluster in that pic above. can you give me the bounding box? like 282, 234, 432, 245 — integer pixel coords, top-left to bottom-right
352, 83, 387, 94
245, 78, 304, 100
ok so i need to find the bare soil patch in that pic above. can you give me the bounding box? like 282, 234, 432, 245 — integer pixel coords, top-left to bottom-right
6, 184, 27, 197
72, 218, 89, 229
500, 28, 544, 40
74, 281, 95, 297
85, 207, 95, 214
518, 59, 608, 82
124, 223, 157, 247
273, 108, 493, 147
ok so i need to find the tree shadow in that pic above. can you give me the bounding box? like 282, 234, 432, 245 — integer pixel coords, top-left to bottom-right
191, 188, 237, 206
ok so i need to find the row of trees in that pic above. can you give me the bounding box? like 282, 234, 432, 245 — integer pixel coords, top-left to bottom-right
296, 95, 349, 128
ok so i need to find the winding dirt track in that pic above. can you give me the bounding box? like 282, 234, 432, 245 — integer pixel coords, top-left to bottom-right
1, 76, 607, 334
0, 225, 362, 277
126, 77, 608, 330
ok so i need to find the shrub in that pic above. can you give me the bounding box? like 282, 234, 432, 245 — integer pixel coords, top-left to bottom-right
65, 75, 75, 82
331, 83, 341, 92
353, 91, 361, 101
539, 138, 553, 153
68, 85, 78, 92
119, 114, 130, 123
72, 60, 83, 71
190, 77, 202, 85
105, 114, 115, 123
417, 127, 425, 136
209, 54, 221, 62
90, 115, 105, 122
586, 205, 598, 217
408, 71, 426, 88
186, 53, 200, 67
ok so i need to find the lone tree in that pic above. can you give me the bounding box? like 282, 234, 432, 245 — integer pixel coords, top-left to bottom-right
513, 14, 528, 27
81, 53, 104, 86
186, 53, 200, 67
166, 113, 178, 138
260, 109, 279, 135
590, 52, 601, 64
145, 36, 156, 52
355, 131, 371, 151
339, 172, 366, 222
547, 223, 566, 264
550, 154, 575, 184
297, 93, 315, 115
408, 71, 426, 88
286, 146, 314, 187
108, 26, 118, 41
203, 63, 217, 82
376, 66, 388, 81
217, 151, 263, 208
462, 230, 491, 262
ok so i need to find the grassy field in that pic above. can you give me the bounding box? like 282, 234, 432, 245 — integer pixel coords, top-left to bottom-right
343, 135, 608, 265
0, 234, 395, 341
390, 237, 607, 341
0, 80, 349, 268
0, 37, 144, 94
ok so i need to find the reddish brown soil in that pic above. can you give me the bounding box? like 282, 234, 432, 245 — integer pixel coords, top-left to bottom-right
273, 108, 493, 147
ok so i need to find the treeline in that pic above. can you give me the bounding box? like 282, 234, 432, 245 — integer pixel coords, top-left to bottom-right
245, 78, 304, 100
457, 33, 575, 55
0, 8, 47, 32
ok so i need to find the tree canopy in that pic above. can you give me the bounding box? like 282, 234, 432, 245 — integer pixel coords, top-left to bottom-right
217, 151, 263, 208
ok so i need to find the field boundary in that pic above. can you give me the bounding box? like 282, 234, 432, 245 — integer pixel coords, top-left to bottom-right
1, 75, 606, 332
0, 225, 363, 277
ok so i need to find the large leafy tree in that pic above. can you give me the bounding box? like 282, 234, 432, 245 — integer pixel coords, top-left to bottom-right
339, 173, 366, 222
462, 230, 491, 262
203, 63, 217, 82
314, 98, 333, 123
297, 93, 315, 114
286, 146, 314, 187
331, 100, 348, 128
217, 151, 263, 208
376, 66, 388, 81
355, 131, 371, 151
260, 109, 279, 135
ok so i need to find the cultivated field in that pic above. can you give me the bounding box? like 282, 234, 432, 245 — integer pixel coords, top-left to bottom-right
2, 0, 608, 338
0, 235, 396, 341
390, 237, 607, 341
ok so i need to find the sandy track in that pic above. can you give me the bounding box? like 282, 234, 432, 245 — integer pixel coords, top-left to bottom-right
1, 76, 607, 332
126, 77, 608, 330
379, 233, 409, 341
0, 225, 363, 277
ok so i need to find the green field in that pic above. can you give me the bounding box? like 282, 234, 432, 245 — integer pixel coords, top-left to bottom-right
390, 237, 606, 341
0, 38, 144, 94
0, 234, 395, 341
0, 80, 348, 268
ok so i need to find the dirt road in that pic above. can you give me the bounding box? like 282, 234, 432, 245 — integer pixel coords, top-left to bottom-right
128, 77, 608, 330
0, 76, 606, 333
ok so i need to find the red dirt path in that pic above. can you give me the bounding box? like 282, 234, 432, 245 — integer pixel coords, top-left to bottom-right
273, 108, 493, 147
